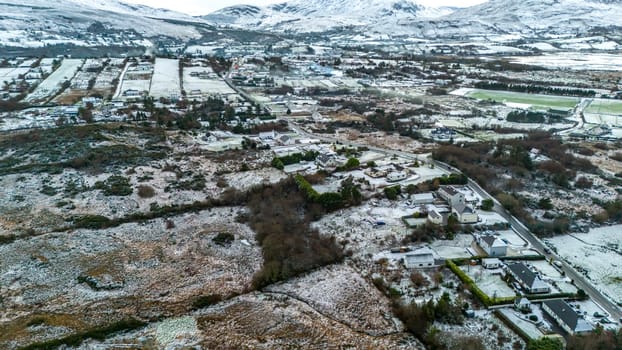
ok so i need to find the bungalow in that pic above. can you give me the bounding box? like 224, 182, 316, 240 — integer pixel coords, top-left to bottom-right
477, 234, 507, 257
542, 299, 594, 335
506, 262, 550, 294
404, 247, 435, 268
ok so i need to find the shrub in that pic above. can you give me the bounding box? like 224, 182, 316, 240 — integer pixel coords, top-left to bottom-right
410, 271, 430, 288
345, 157, 360, 169
136, 185, 155, 198
40, 185, 58, 196
192, 294, 222, 310
481, 199, 494, 211
384, 185, 401, 200
72, 215, 112, 230
527, 337, 564, 350
212, 232, 234, 246
94, 175, 132, 196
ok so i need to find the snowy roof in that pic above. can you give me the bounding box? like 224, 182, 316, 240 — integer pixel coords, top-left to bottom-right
412, 192, 434, 201
481, 234, 506, 248
543, 299, 594, 333
482, 258, 502, 265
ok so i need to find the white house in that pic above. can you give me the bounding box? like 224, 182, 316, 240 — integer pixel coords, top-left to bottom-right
404, 247, 435, 268
542, 299, 594, 335
477, 234, 508, 257
438, 186, 465, 208
452, 202, 478, 224
387, 171, 408, 182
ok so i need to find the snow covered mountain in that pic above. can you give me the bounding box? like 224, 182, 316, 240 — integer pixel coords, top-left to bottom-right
205, 0, 622, 39
0, 0, 206, 46
204, 0, 454, 34
435, 0, 622, 38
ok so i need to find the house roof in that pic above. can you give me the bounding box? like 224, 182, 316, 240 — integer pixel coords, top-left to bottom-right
481, 234, 505, 248
543, 299, 594, 333
506, 263, 547, 290
405, 247, 434, 264
412, 192, 434, 201
454, 202, 475, 215
428, 210, 441, 219
440, 186, 459, 196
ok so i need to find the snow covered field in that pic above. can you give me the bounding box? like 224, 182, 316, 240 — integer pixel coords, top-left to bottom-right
511, 53, 622, 71
584, 99, 622, 125
0, 67, 30, 81
25, 59, 83, 103
183, 66, 235, 96
120, 79, 151, 95
461, 265, 516, 298
150, 58, 180, 99
548, 225, 622, 304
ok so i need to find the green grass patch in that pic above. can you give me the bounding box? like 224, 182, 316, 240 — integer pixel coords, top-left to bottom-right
467, 89, 579, 111
585, 99, 622, 115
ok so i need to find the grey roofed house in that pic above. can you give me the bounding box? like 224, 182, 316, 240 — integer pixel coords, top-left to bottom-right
542, 299, 594, 335
478, 234, 507, 257
506, 262, 550, 294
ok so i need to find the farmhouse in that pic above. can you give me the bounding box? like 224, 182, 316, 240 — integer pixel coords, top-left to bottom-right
404, 247, 435, 268
505, 262, 550, 294
477, 234, 507, 257
542, 299, 594, 335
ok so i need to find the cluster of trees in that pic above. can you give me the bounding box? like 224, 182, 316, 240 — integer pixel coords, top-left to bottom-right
475, 81, 596, 97
366, 109, 397, 132
243, 178, 345, 288
506, 111, 548, 124
271, 151, 319, 170
294, 174, 362, 212
566, 328, 622, 350
393, 292, 472, 349
407, 219, 464, 242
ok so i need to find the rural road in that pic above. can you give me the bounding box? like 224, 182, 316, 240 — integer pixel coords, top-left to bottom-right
290, 121, 622, 323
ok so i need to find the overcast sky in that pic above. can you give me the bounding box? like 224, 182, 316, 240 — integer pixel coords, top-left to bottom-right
123, 0, 488, 16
